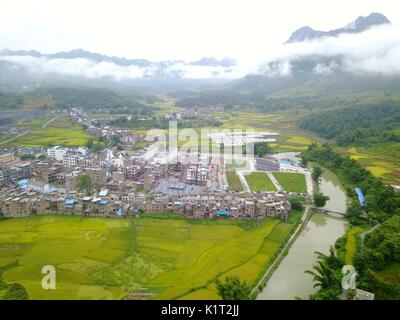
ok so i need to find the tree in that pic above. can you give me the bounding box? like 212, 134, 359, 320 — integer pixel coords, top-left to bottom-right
86, 139, 94, 149
77, 175, 93, 193
215, 276, 251, 300
314, 192, 329, 207
288, 195, 304, 211
312, 166, 323, 182
254, 142, 271, 158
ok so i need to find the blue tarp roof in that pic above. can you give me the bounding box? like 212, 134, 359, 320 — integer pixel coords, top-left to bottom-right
216, 211, 231, 216
100, 199, 108, 205
65, 199, 75, 205
355, 188, 366, 207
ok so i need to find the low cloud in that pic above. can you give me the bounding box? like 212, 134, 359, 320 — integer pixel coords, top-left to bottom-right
0, 55, 246, 81
257, 23, 400, 77
2, 23, 400, 81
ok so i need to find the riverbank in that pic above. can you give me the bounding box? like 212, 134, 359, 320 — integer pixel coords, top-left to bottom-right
251, 206, 312, 298
256, 162, 349, 300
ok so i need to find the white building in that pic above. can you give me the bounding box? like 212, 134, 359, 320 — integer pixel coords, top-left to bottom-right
27, 180, 56, 193
186, 165, 208, 184
63, 154, 79, 167
47, 146, 68, 161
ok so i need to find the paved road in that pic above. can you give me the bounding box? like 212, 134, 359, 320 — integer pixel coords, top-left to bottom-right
236, 170, 251, 193
267, 172, 284, 192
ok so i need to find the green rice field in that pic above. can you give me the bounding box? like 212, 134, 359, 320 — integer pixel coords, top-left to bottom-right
272, 172, 307, 193
0, 213, 301, 300
245, 172, 277, 192
226, 172, 243, 192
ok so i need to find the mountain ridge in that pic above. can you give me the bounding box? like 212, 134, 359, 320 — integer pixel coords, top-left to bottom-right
286, 12, 391, 43
0, 48, 236, 68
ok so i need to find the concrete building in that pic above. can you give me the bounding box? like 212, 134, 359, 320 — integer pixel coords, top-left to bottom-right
34, 165, 63, 184
84, 168, 107, 187
0, 153, 16, 166
186, 165, 208, 185
47, 146, 68, 161
63, 154, 79, 167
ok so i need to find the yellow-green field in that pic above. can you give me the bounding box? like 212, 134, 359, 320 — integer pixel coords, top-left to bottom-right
245, 172, 277, 192
13, 117, 93, 147
0, 213, 300, 300
273, 172, 307, 193
344, 226, 365, 265
226, 172, 243, 192
336, 145, 400, 185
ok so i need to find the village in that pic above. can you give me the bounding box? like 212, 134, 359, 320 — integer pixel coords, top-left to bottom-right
0, 107, 301, 220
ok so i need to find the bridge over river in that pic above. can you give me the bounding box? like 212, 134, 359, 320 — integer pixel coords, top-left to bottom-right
311, 207, 347, 216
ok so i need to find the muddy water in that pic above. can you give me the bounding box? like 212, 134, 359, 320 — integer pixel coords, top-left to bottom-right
257, 163, 348, 300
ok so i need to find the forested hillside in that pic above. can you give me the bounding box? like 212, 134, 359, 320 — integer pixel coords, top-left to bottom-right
27, 87, 154, 114
299, 102, 400, 146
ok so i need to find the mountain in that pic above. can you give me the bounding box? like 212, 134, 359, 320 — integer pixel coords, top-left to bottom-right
174, 13, 400, 112
189, 57, 236, 67
287, 12, 391, 43
0, 48, 237, 90
0, 48, 235, 69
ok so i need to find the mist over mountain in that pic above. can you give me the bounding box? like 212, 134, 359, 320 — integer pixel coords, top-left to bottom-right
0, 49, 240, 91
286, 12, 391, 43
0, 12, 399, 98
173, 13, 400, 112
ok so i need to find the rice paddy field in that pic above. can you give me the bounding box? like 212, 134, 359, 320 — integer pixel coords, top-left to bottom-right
336, 145, 400, 185
245, 172, 277, 192
226, 172, 243, 192
0, 213, 301, 300
272, 172, 307, 193
13, 116, 93, 147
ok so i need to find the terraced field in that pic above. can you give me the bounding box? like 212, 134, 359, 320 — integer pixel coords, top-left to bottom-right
13, 116, 93, 147
0, 213, 301, 300
336, 145, 400, 185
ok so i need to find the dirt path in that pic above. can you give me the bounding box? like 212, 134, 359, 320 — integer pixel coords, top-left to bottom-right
0, 130, 31, 146
42, 115, 60, 128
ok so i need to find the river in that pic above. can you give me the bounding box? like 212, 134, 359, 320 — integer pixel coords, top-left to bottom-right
257, 161, 348, 300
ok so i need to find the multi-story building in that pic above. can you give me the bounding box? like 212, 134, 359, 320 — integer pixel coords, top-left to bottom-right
47, 146, 68, 161
0, 153, 16, 166
63, 154, 79, 167
84, 168, 107, 187
186, 165, 208, 185
34, 165, 63, 184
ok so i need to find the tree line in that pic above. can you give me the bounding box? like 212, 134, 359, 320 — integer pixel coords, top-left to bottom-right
299, 102, 400, 147
301, 144, 400, 299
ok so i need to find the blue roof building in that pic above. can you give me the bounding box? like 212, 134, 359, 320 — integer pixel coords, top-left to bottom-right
216, 211, 231, 216
355, 188, 366, 207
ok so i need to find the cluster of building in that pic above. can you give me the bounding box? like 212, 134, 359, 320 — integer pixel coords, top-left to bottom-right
0, 143, 292, 219
0, 183, 290, 219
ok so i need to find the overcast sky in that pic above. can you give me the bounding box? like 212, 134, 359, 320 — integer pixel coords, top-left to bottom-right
0, 0, 399, 63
